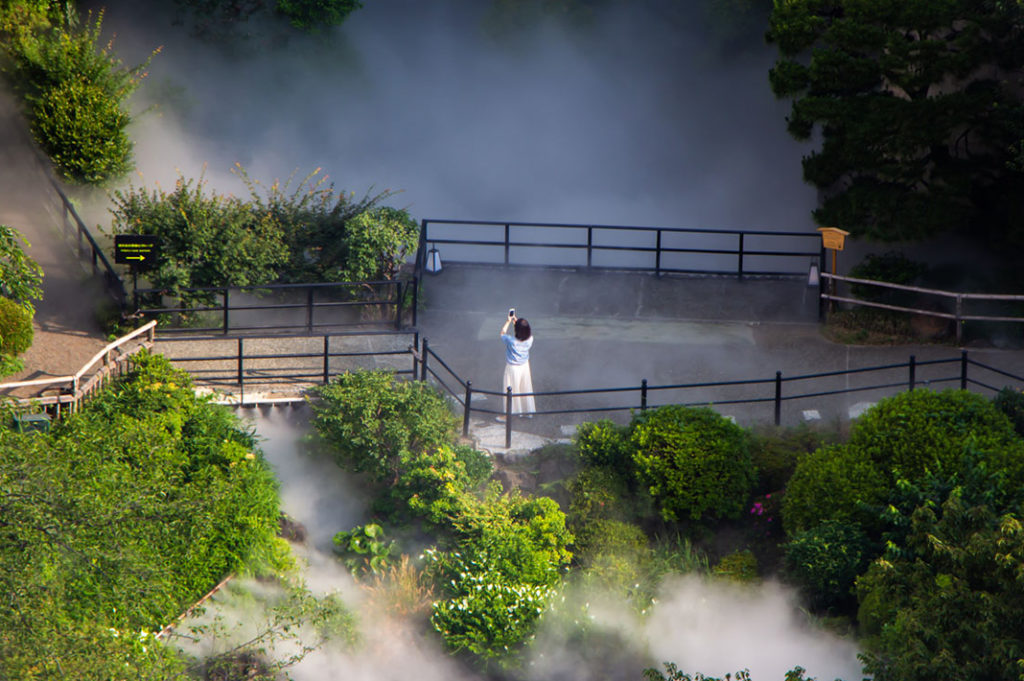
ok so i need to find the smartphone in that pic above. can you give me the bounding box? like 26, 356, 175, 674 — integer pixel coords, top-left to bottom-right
508, 308, 515, 318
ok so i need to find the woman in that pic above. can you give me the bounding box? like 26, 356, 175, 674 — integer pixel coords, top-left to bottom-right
500, 312, 536, 417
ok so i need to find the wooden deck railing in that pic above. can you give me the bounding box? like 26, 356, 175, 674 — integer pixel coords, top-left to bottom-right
0, 321, 158, 416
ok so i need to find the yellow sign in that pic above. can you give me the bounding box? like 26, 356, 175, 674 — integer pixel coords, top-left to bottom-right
817, 227, 850, 251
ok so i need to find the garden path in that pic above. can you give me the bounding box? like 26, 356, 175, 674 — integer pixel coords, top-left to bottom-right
0, 85, 108, 394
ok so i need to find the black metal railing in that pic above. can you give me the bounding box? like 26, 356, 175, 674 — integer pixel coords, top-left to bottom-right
133, 279, 417, 335
418, 219, 824, 278
49, 178, 128, 307
157, 330, 420, 402
414, 342, 1023, 448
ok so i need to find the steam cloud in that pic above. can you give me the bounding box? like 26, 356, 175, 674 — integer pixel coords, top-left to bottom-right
83, 0, 817, 231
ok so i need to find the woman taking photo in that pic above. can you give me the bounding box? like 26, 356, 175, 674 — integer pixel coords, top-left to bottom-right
500, 310, 535, 417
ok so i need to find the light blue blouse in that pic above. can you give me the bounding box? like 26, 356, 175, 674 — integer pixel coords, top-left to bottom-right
501, 334, 533, 365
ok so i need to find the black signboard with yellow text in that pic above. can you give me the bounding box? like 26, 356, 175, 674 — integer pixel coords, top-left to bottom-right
114, 235, 158, 269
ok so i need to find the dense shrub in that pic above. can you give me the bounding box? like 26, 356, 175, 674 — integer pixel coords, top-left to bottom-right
568, 465, 633, 526
781, 444, 888, 535
993, 387, 1024, 438
631, 405, 755, 522
3, 11, 153, 183
332, 522, 395, 576
0, 352, 281, 678
748, 424, 827, 494
850, 389, 1024, 484
0, 224, 44, 310
276, 0, 363, 30
110, 175, 290, 308
0, 296, 34, 357
785, 521, 872, 612
575, 418, 633, 475
310, 370, 458, 484
573, 518, 648, 567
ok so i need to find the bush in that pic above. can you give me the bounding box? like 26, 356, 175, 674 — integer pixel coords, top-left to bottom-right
993, 387, 1024, 438
0, 224, 43, 310
575, 419, 633, 475
781, 444, 888, 535
631, 406, 755, 522
849, 389, 1021, 483
0, 296, 33, 358
310, 370, 458, 484
785, 521, 872, 612
712, 549, 758, 583
748, 424, 828, 494
333, 522, 395, 577
568, 466, 633, 526
275, 0, 363, 30
573, 518, 648, 567
5, 11, 153, 184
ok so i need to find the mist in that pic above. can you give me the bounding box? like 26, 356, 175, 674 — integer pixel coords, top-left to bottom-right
182, 408, 864, 681
80, 0, 816, 232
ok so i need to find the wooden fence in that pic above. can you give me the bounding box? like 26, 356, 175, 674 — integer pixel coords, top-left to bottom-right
821, 273, 1024, 344
0, 321, 157, 417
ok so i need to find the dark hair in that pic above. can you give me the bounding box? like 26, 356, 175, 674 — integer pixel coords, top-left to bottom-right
514, 318, 531, 341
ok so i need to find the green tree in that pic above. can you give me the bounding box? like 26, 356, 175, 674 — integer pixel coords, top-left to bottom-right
767, 0, 1024, 244
275, 0, 362, 30
631, 405, 755, 521
857, 494, 1024, 681
0, 223, 43, 309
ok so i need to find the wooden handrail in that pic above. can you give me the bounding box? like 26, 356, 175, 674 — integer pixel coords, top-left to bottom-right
821, 272, 1024, 301
0, 321, 157, 397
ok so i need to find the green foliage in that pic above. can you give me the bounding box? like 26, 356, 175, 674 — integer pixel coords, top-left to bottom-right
856, 494, 1024, 681
849, 389, 1022, 483
398, 444, 480, 525
783, 390, 1024, 535
332, 522, 395, 576
2, 10, 154, 183
310, 370, 458, 484
426, 546, 557, 665
712, 549, 758, 583
326, 206, 419, 282
568, 465, 633, 525
109, 175, 290, 308
848, 252, 927, 302
748, 423, 828, 494
782, 444, 889, 535
573, 518, 648, 567
644, 663, 821, 681
631, 405, 755, 522
275, 0, 362, 30
0, 351, 281, 678
0, 224, 43, 310
574, 418, 633, 475
785, 521, 872, 612
0, 295, 34, 358
453, 442, 494, 490
993, 386, 1024, 438
767, 1, 1024, 245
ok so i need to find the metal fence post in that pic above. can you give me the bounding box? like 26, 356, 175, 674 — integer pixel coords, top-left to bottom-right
411, 276, 419, 328
323, 335, 330, 383
774, 371, 782, 426
655, 229, 662, 277
420, 338, 429, 381
587, 226, 593, 268
641, 378, 648, 411
908, 354, 916, 391
223, 288, 230, 334
737, 233, 744, 279
237, 338, 244, 387
505, 386, 513, 448
960, 350, 968, 390
504, 223, 511, 265
462, 380, 473, 437
307, 287, 315, 333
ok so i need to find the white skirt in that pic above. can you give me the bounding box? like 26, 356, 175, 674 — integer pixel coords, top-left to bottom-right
502, 361, 536, 415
